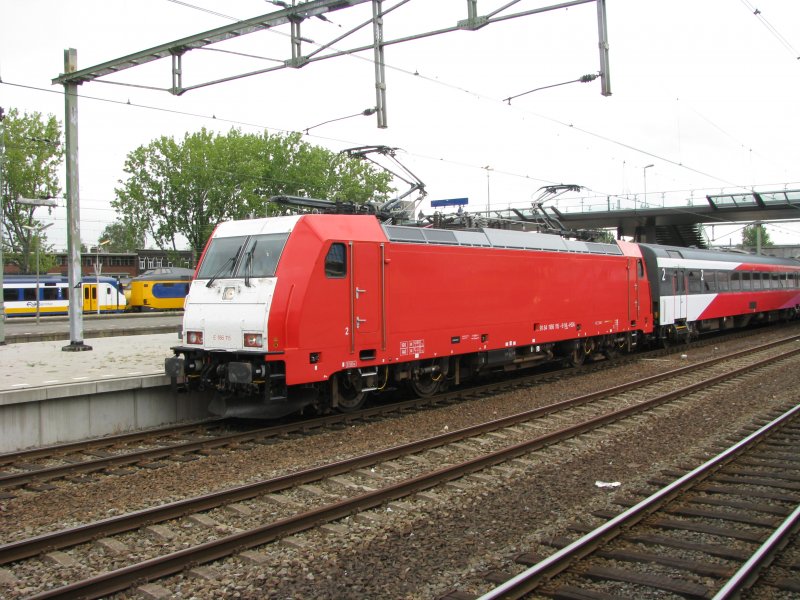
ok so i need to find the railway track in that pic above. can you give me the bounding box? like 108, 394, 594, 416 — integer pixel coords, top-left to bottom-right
473, 401, 800, 599
1, 327, 795, 494
4, 332, 799, 599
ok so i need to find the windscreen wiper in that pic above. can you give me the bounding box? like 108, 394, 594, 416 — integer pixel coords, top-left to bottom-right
243, 241, 258, 287
206, 243, 244, 288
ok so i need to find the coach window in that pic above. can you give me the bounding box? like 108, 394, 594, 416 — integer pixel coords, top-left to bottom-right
325, 243, 347, 278
731, 272, 741, 291
718, 271, 729, 292
3, 288, 19, 302
688, 271, 701, 294
659, 269, 673, 296
23, 288, 37, 301
706, 271, 717, 292
43, 287, 59, 300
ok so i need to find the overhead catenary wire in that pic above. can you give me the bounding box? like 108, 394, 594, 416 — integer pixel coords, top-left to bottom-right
739, 0, 800, 60
154, 3, 767, 195
89, 0, 778, 195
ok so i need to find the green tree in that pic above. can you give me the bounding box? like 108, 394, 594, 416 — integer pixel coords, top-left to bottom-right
113, 128, 393, 256
100, 219, 146, 253
1, 107, 63, 273
742, 223, 772, 249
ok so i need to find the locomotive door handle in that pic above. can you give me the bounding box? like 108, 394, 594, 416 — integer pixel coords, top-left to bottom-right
355, 287, 366, 299
356, 317, 367, 328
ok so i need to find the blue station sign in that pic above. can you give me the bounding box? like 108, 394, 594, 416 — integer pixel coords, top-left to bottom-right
430, 197, 469, 208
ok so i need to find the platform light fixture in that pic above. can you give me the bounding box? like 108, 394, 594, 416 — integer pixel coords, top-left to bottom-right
303, 107, 376, 135
643, 164, 654, 205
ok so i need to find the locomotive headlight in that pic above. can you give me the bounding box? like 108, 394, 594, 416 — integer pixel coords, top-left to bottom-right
243, 333, 263, 348
186, 331, 204, 345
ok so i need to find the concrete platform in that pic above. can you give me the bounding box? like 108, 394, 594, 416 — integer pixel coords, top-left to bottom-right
0, 332, 210, 452
0, 333, 178, 391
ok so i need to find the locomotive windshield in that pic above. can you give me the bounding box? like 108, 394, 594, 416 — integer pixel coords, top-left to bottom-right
197, 233, 289, 282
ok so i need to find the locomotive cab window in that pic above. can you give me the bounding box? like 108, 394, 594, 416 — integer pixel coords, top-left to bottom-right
196, 233, 289, 280
325, 243, 347, 278
234, 233, 289, 279
196, 236, 246, 280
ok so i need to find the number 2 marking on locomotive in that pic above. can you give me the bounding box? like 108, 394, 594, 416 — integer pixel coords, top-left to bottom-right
661, 268, 666, 281
345, 326, 350, 336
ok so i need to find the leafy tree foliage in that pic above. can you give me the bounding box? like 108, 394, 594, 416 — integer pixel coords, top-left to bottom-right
742, 223, 772, 249
1, 107, 63, 273
113, 128, 393, 255
100, 219, 146, 253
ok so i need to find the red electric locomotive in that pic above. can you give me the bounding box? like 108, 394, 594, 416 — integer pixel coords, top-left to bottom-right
166, 212, 800, 418
167, 213, 652, 417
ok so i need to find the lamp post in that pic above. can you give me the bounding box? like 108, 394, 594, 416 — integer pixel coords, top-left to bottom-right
22, 223, 53, 324
95, 239, 110, 315
484, 165, 492, 213
643, 164, 654, 206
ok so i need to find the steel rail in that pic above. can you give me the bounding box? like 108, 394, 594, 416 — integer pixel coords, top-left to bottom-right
0, 419, 225, 466
3, 336, 796, 565
477, 402, 800, 600
711, 502, 800, 599
3, 333, 798, 491
24, 347, 800, 599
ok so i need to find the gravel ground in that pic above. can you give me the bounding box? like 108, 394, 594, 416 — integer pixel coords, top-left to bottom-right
1, 325, 799, 599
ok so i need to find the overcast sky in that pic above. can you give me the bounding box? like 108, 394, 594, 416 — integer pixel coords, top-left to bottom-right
2, 0, 799, 249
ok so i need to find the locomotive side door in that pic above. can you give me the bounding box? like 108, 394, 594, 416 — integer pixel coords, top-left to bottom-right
627, 258, 642, 326
349, 242, 384, 356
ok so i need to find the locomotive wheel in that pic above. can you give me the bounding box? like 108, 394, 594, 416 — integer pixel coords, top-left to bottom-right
567, 346, 585, 367
409, 361, 443, 397
567, 339, 593, 367
603, 337, 626, 360
335, 371, 366, 412
409, 374, 441, 397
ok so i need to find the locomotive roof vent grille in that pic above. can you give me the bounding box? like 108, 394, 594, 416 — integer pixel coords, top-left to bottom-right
383, 225, 622, 256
